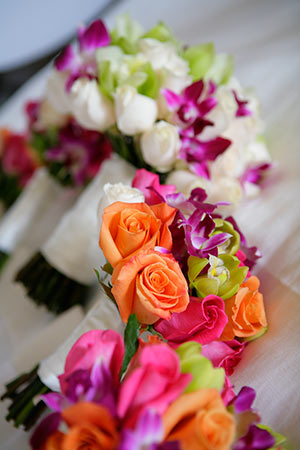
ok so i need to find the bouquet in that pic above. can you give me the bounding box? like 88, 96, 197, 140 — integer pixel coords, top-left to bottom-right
29, 328, 286, 449
12, 13, 272, 313
0, 106, 112, 274
3, 176, 272, 436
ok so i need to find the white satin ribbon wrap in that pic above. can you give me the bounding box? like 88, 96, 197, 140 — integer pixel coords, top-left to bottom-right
0, 168, 64, 253
12, 306, 84, 373
41, 156, 137, 285
38, 292, 124, 391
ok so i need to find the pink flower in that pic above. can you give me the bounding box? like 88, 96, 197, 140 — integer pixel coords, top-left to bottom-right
58, 329, 124, 393
132, 169, 176, 206
154, 295, 228, 345
117, 343, 191, 428
221, 376, 236, 406
201, 339, 246, 376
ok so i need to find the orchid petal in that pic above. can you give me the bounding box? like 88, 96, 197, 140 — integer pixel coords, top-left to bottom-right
78, 19, 110, 53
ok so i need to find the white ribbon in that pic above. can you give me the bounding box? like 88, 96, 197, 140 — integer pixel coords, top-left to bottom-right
38, 292, 124, 391
41, 156, 137, 285
0, 168, 66, 254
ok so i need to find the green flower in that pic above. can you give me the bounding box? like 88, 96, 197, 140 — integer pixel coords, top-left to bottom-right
142, 21, 177, 46
188, 254, 248, 300
110, 14, 144, 54
212, 218, 240, 256
176, 342, 224, 393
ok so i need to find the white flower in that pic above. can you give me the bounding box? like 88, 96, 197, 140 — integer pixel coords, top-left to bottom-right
166, 169, 210, 197
45, 70, 71, 114
115, 85, 157, 135
141, 121, 180, 172
208, 176, 243, 208
139, 38, 188, 77
70, 78, 115, 131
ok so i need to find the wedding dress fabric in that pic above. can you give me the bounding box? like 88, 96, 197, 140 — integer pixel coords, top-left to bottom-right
0, 0, 299, 448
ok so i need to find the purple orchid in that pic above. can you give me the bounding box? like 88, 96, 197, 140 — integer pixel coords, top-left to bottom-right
41, 361, 117, 417
233, 425, 276, 450
30, 412, 61, 450
54, 19, 110, 91
119, 409, 164, 450
45, 120, 112, 186
240, 162, 272, 189
163, 81, 231, 178
232, 90, 252, 117
167, 188, 230, 269
225, 216, 261, 270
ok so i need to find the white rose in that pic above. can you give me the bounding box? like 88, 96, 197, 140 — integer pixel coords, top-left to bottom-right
115, 85, 157, 135
166, 169, 210, 197
97, 182, 145, 233
141, 121, 180, 172
139, 38, 189, 77
70, 78, 115, 131
45, 70, 71, 114
244, 139, 271, 165
208, 176, 243, 209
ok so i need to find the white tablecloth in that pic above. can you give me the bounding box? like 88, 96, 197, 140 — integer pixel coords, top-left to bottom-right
0, 0, 299, 448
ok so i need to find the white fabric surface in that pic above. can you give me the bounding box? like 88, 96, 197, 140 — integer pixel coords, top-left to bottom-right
0, 0, 299, 448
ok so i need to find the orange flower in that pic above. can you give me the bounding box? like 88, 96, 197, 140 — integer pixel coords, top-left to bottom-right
44, 402, 119, 450
163, 389, 236, 450
111, 249, 189, 324
99, 201, 176, 267
220, 276, 267, 341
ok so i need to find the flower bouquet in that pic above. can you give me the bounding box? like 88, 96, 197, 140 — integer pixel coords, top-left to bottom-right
12, 13, 272, 314
2, 176, 274, 439
0, 104, 112, 275
28, 328, 285, 450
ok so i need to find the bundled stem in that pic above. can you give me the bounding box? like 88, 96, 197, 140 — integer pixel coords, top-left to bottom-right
0, 250, 9, 274
15, 252, 90, 314
1, 365, 50, 430
0, 167, 22, 209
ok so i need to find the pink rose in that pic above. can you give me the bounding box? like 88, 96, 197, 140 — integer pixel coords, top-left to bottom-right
201, 339, 246, 376
132, 169, 176, 205
117, 343, 191, 428
155, 295, 228, 345
59, 330, 124, 393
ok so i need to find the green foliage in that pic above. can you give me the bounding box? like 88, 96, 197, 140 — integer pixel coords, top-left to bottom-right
120, 314, 140, 377
183, 43, 215, 81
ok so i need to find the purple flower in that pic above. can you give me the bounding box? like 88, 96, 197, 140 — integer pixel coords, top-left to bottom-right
45, 120, 111, 186
54, 19, 110, 90
233, 90, 252, 117
119, 409, 164, 450
233, 425, 275, 450
41, 361, 117, 417
30, 412, 61, 450
225, 216, 261, 270
240, 162, 272, 188
163, 81, 232, 178
232, 386, 256, 413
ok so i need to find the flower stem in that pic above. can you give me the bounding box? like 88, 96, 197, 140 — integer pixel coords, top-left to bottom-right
15, 251, 90, 314
1, 365, 51, 430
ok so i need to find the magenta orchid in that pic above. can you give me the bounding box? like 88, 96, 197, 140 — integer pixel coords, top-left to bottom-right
119, 409, 164, 450
240, 162, 272, 190
163, 80, 231, 178
202, 339, 246, 376
232, 90, 252, 117
54, 19, 110, 91
45, 120, 112, 185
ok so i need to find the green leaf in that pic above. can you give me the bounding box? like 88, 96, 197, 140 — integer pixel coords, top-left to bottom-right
206, 53, 234, 85
120, 314, 140, 377
183, 43, 215, 81
143, 21, 176, 44
101, 263, 113, 275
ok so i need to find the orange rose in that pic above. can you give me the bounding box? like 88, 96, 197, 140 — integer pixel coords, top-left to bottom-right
163, 389, 236, 450
111, 249, 189, 324
99, 201, 176, 267
45, 402, 119, 450
220, 276, 267, 341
